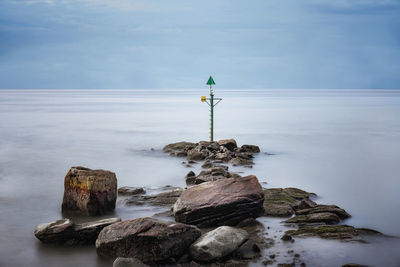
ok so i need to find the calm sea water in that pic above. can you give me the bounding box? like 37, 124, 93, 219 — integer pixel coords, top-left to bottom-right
0, 89, 399, 267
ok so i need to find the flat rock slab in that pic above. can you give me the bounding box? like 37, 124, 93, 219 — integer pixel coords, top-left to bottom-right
295, 204, 351, 219
285, 212, 341, 225
173, 175, 265, 227
190, 226, 249, 262
123, 188, 183, 206
34, 217, 121, 245
283, 225, 381, 242
96, 217, 201, 262
263, 188, 314, 217
62, 166, 117, 216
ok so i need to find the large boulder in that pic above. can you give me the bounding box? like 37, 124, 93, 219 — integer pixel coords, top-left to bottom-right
190, 226, 248, 261
173, 175, 265, 227
218, 139, 237, 152
95, 217, 201, 262
34, 217, 121, 245
62, 166, 117, 216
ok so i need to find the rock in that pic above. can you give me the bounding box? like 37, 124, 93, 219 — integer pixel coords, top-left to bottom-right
241, 145, 260, 153
285, 212, 340, 225
163, 142, 196, 154
263, 188, 314, 217
234, 240, 261, 260
201, 160, 214, 169
295, 205, 351, 219
194, 166, 232, 184
113, 257, 149, 267
342, 264, 369, 267
187, 150, 208, 161
118, 187, 145, 196
96, 217, 201, 262
215, 152, 231, 162
34, 217, 121, 245
281, 234, 292, 241
198, 141, 220, 151
218, 139, 237, 151
124, 188, 183, 206
283, 225, 381, 242
292, 198, 317, 211
229, 157, 253, 166
185, 171, 196, 184
62, 166, 117, 216
189, 226, 248, 261
173, 175, 265, 227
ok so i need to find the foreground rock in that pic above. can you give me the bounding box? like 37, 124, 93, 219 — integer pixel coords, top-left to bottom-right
263, 188, 314, 217
96, 217, 201, 262
173, 175, 264, 227
190, 226, 249, 261
123, 188, 182, 206
282, 225, 381, 242
34, 217, 121, 245
62, 166, 117, 216
113, 257, 149, 267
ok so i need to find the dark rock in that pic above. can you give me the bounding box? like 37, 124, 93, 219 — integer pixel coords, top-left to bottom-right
96, 217, 201, 261
241, 145, 260, 153
218, 139, 238, 151
283, 188, 314, 200
193, 166, 233, 184
281, 234, 292, 241
214, 152, 231, 162
229, 157, 254, 166
187, 150, 208, 161
173, 175, 265, 227
124, 188, 182, 206
176, 151, 187, 157
201, 160, 214, 168
113, 257, 149, 267
285, 212, 341, 225
284, 225, 381, 242
189, 226, 248, 261
234, 240, 261, 260
62, 166, 117, 216
295, 205, 351, 219
163, 142, 196, 154
185, 171, 196, 184
292, 198, 317, 211
118, 187, 145, 196
34, 218, 121, 245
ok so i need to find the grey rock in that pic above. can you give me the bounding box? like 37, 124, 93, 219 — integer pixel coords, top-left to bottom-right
124, 188, 183, 206
190, 226, 248, 261
118, 187, 146, 196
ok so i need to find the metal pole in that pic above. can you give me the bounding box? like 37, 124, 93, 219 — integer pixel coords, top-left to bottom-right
210, 85, 214, 142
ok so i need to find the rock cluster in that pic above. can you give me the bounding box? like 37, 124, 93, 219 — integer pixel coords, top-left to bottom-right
62, 166, 117, 216
163, 139, 260, 166
186, 165, 241, 185
34, 217, 121, 245
173, 175, 265, 227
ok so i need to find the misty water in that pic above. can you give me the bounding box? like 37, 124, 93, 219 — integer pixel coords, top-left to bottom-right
0, 89, 399, 267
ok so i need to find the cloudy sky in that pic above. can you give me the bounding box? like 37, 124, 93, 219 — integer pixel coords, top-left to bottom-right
0, 0, 399, 89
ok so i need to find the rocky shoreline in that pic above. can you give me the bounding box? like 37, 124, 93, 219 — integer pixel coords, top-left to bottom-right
34, 139, 382, 267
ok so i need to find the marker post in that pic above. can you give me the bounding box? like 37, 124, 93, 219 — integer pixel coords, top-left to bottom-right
201, 76, 222, 142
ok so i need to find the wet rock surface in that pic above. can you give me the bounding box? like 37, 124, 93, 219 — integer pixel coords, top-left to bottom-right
62, 166, 117, 216
189, 226, 249, 261
173, 175, 265, 227
189, 165, 241, 185
34, 217, 121, 245
95, 217, 201, 262
118, 187, 145, 196
282, 225, 381, 242
123, 188, 183, 206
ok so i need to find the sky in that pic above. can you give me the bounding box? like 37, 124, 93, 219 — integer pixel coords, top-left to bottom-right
0, 0, 400, 89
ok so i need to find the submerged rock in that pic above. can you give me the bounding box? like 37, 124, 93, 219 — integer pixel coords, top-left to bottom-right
190, 226, 248, 261
62, 166, 117, 216
185, 171, 196, 184
123, 188, 183, 206
34, 217, 121, 245
282, 225, 381, 242
118, 187, 145, 196
173, 175, 264, 227
240, 145, 260, 153
96, 217, 201, 262
285, 212, 341, 225
295, 204, 351, 219
163, 141, 196, 155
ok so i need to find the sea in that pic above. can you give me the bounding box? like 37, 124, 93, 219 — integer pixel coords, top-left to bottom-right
0, 89, 399, 267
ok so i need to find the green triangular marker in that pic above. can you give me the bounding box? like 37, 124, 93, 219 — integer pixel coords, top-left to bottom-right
206, 76, 215, 85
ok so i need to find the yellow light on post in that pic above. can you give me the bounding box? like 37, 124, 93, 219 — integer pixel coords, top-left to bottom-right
201, 96, 206, 102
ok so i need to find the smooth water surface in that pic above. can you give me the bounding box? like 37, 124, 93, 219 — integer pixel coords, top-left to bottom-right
0, 89, 399, 267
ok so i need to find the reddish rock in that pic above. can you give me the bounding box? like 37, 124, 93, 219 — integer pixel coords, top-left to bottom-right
95, 217, 201, 262
62, 166, 117, 216
173, 175, 265, 227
